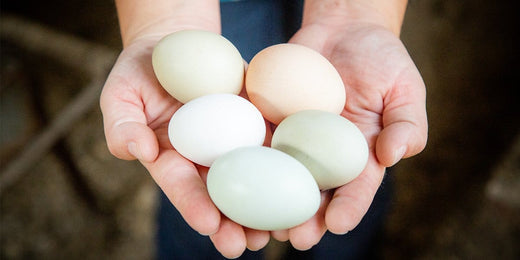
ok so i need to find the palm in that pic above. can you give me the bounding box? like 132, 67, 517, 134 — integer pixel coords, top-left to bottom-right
100, 37, 271, 258
277, 23, 427, 248
102, 36, 213, 228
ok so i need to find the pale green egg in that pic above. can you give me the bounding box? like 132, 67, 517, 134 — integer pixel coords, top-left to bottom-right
152, 30, 244, 103
271, 110, 368, 190
207, 146, 320, 231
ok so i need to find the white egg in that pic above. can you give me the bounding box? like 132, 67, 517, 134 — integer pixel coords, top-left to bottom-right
168, 94, 265, 167
271, 110, 368, 190
152, 30, 244, 103
207, 146, 321, 230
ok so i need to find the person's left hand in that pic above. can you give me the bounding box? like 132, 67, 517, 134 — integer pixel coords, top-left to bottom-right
270, 18, 428, 250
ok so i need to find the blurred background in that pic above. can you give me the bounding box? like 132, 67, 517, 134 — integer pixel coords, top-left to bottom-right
1, 0, 519, 259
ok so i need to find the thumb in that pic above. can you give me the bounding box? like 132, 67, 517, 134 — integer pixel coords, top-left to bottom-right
376, 71, 428, 167
100, 80, 159, 163
105, 120, 159, 163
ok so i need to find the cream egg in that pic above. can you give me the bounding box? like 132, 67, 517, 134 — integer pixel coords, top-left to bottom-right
168, 94, 265, 167
152, 30, 244, 103
271, 110, 368, 190
245, 43, 346, 124
207, 146, 321, 230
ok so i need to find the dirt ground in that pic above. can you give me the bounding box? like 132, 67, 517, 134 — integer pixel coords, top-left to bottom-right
1, 0, 519, 259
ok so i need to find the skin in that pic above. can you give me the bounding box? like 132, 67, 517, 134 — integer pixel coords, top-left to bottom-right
270, 0, 428, 250
100, 0, 427, 258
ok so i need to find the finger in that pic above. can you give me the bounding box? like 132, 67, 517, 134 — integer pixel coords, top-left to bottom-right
325, 154, 385, 234
142, 149, 221, 236
107, 121, 159, 162
288, 191, 331, 251
100, 73, 159, 162
271, 229, 289, 242
263, 120, 274, 147
196, 165, 210, 184
244, 228, 270, 251
210, 215, 247, 259
376, 69, 428, 166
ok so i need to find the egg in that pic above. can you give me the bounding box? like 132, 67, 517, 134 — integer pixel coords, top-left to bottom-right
245, 43, 346, 124
152, 30, 244, 103
271, 110, 368, 190
168, 94, 265, 167
207, 146, 321, 230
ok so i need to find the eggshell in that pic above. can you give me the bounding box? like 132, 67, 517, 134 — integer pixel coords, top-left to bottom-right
207, 146, 321, 230
271, 110, 368, 190
245, 43, 346, 124
168, 94, 265, 167
152, 30, 244, 103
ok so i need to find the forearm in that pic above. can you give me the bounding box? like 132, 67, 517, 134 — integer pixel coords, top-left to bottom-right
115, 0, 220, 46
302, 0, 408, 36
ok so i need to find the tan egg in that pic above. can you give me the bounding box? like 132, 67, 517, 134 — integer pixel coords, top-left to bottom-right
245, 43, 346, 124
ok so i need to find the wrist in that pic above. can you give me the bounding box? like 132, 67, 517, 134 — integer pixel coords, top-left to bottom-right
302, 0, 408, 36
116, 0, 220, 47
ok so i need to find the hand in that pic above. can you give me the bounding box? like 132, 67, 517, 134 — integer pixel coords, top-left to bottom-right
270, 19, 428, 250
99, 36, 271, 258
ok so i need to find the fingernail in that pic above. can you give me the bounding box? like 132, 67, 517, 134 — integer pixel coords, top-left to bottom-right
393, 146, 407, 165
199, 226, 219, 236
199, 230, 215, 236
128, 142, 141, 160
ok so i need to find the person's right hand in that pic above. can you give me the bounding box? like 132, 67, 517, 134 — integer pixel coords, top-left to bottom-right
100, 34, 271, 258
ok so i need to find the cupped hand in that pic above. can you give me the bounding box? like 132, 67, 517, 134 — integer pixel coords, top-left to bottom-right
99, 36, 270, 258
272, 21, 428, 250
